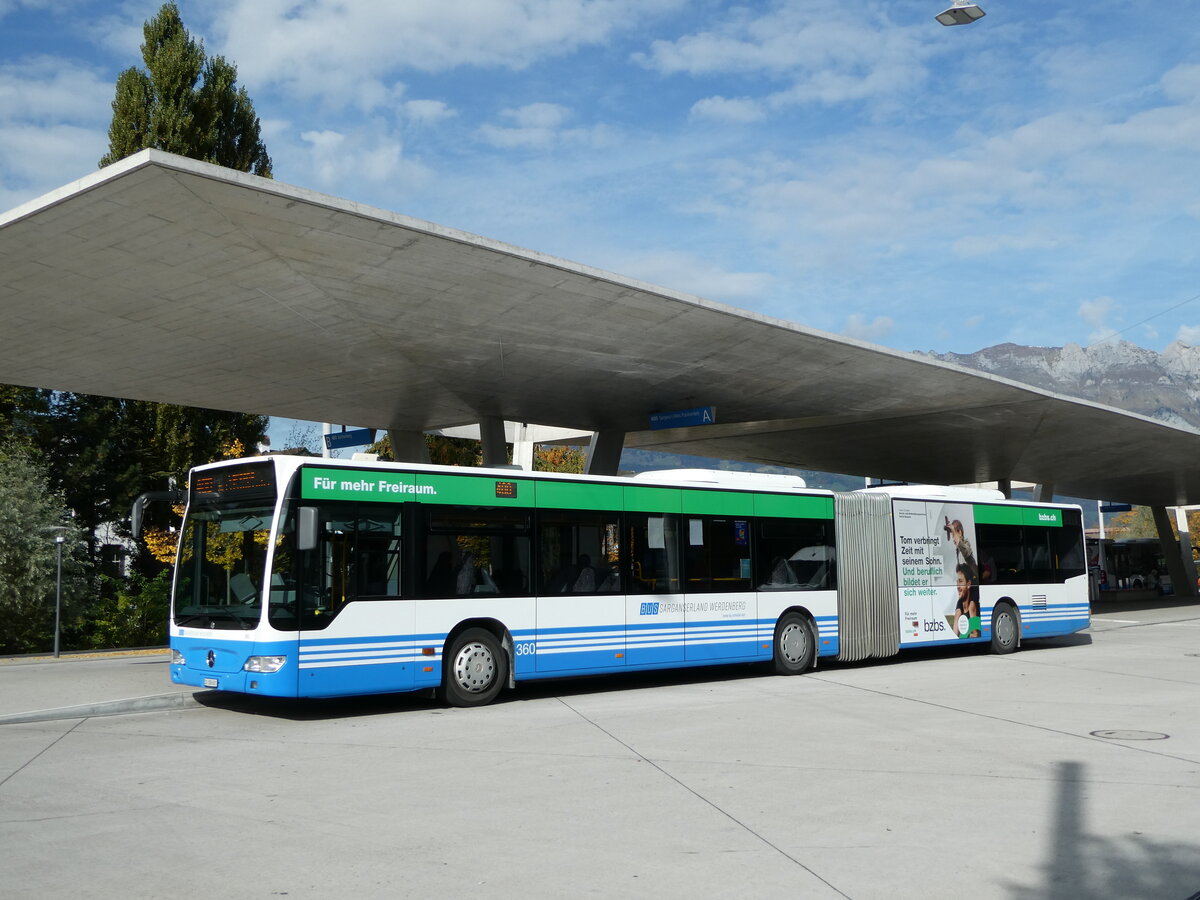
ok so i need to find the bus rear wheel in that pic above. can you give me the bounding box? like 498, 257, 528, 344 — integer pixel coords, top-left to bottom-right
773, 612, 815, 675
990, 603, 1020, 654
441, 628, 507, 707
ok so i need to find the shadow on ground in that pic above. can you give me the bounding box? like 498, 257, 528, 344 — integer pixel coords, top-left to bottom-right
1006, 761, 1200, 899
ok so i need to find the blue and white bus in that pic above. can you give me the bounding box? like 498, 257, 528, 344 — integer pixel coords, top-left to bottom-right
163, 455, 1089, 706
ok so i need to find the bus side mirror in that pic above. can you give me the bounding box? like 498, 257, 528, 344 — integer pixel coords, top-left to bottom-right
297, 506, 319, 551
131, 496, 149, 539
131, 490, 184, 538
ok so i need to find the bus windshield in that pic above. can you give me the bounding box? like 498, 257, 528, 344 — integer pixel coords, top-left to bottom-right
173, 501, 277, 630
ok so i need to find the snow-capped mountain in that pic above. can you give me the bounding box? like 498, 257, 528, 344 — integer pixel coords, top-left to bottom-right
919, 341, 1200, 430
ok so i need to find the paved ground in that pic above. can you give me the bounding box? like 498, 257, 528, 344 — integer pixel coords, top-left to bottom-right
2, 601, 1199, 899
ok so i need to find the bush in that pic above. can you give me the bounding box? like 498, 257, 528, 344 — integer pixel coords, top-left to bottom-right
83, 571, 172, 649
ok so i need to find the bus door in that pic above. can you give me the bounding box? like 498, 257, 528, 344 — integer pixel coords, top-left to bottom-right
290, 503, 415, 697
683, 515, 756, 660
624, 512, 685, 666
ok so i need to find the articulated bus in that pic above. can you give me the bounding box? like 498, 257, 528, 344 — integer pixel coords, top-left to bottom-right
166, 455, 1090, 706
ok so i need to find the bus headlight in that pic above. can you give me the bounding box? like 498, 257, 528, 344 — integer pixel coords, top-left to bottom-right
243, 655, 287, 673
171, 649, 186, 665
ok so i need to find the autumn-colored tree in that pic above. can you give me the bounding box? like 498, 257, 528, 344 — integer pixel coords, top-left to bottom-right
1107, 505, 1200, 547
534, 445, 586, 473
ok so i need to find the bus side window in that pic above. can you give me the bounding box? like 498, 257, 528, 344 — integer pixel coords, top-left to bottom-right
977, 523, 1026, 584
419, 506, 532, 599
537, 509, 622, 595
755, 517, 835, 590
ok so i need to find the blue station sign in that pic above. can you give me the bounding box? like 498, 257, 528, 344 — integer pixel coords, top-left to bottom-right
324, 428, 377, 450
649, 406, 717, 430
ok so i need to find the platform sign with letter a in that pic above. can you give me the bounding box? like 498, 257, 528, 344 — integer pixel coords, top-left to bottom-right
323, 428, 376, 450
649, 406, 717, 430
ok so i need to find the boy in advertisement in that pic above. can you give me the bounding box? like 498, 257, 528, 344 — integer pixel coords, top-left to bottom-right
939, 507, 981, 639
952, 562, 982, 638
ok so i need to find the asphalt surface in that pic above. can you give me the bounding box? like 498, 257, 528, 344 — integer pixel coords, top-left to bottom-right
2, 600, 1198, 899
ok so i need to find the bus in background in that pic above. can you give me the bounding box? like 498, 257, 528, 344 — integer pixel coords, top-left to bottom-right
157, 455, 1089, 706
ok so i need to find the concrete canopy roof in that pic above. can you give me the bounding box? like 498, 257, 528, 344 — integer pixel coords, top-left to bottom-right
2, 150, 1198, 507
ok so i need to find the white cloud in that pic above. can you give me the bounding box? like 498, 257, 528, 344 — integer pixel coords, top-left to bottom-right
208, 0, 683, 105
636, 2, 933, 110
1078, 296, 1114, 328
0, 123, 106, 207
0, 56, 112, 124
403, 100, 456, 124
951, 232, 1061, 259
689, 96, 764, 124
1078, 296, 1120, 344
1176, 325, 1200, 345
477, 103, 613, 150
0, 56, 110, 204
843, 314, 895, 343
615, 250, 771, 303
297, 128, 428, 189
1161, 63, 1200, 103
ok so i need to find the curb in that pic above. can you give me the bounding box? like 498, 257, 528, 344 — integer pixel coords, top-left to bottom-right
0, 691, 203, 725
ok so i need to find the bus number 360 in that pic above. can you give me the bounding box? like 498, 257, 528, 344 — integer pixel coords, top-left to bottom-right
514, 642, 536, 656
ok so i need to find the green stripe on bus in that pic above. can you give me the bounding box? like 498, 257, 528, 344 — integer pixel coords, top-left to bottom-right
300, 466, 836, 521
753, 492, 834, 520
1024, 508, 1062, 527
682, 490, 756, 516
975, 504, 1063, 527
622, 485, 681, 513
413, 473, 533, 505
535, 480, 624, 510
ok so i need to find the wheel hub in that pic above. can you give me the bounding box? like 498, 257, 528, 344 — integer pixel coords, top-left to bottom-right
455, 643, 495, 693
780, 623, 808, 663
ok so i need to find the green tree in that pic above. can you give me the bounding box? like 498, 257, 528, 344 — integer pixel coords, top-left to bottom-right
91, 0, 270, 586
0, 384, 52, 448
100, 2, 272, 176
0, 444, 89, 654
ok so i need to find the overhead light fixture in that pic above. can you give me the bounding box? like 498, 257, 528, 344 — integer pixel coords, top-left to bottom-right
936, 1, 986, 25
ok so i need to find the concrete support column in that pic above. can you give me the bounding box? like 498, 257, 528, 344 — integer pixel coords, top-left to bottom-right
1152, 506, 1194, 599
997, 479, 1012, 499
510, 422, 536, 471
388, 429, 430, 465
1173, 508, 1198, 598
1034, 483, 1055, 503
479, 416, 509, 468
585, 429, 625, 476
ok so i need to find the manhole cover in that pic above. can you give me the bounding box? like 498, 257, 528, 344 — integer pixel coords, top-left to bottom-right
1090, 730, 1169, 741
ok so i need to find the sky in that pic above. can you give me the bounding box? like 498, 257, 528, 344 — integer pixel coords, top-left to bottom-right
2, 0, 1199, 363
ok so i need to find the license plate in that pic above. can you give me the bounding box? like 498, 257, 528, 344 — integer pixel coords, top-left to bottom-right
203, 677, 218, 688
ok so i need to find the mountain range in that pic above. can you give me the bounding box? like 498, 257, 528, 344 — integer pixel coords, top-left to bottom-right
920, 340, 1200, 432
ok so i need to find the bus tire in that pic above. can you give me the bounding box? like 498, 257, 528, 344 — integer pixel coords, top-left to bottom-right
441, 628, 507, 707
990, 602, 1020, 655
773, 612, 815, 675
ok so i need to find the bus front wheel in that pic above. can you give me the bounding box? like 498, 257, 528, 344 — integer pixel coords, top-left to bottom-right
990, 603, 1020, 655
773, 612, 815, 675
441, 628, 507, 707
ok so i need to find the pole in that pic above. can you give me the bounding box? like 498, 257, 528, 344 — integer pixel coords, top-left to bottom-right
54, 534, 63, 658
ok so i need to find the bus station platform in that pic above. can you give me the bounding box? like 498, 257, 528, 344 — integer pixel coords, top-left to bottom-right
2, 603, 1199, 899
